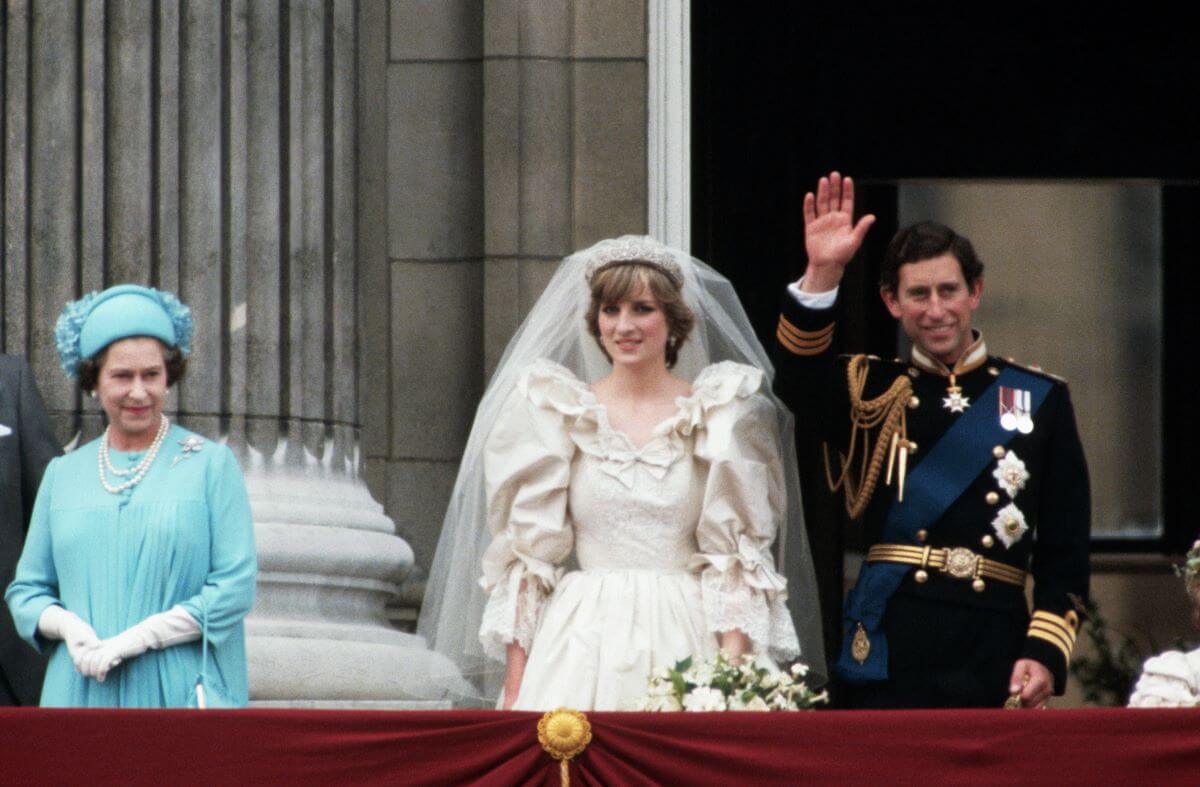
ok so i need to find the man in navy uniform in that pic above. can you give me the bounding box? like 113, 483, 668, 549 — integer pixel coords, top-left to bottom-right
0, 354, 60, 705
774, 173, 1090, 709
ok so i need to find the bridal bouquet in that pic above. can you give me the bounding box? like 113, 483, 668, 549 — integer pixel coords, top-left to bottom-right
633, 652, 828, 712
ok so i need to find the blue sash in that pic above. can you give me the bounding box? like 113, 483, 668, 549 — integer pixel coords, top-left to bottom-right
835, 367, 1052, 683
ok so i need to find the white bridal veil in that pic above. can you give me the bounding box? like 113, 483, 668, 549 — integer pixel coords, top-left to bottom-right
415, 236, 825, 704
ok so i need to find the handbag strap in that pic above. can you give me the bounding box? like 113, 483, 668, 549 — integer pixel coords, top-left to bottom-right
196, 598, 210, 679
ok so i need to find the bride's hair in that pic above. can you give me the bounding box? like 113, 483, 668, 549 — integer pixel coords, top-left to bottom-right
584, 261, 696, 368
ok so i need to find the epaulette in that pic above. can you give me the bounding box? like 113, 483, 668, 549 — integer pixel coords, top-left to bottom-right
999, 356, 1067, 384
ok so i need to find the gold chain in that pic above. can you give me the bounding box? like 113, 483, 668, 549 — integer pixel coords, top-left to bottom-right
824, 355, 912, 519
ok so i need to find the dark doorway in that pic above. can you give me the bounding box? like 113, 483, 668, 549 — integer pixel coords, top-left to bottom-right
692, 7, 1200, 661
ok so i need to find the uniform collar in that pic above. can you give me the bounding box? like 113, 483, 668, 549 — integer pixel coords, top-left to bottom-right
910, 331, 988, 377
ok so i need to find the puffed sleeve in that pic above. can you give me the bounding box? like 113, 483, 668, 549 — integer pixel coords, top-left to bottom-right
177, 444, 257, 648
1128, 649, 1200, 708
5, 458, 62, 652
690, 362, 801, 660
478, 362, 579, 662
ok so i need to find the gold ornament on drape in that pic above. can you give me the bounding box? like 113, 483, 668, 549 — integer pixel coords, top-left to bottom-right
538, 708, 592, 786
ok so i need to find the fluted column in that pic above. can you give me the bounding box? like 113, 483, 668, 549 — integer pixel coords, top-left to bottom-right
2, 0, 463, 706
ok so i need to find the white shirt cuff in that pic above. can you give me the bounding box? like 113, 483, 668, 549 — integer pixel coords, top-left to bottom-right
787, 279, 838, 310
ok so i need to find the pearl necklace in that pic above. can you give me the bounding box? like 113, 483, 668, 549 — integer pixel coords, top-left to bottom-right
98, 416, 170, 494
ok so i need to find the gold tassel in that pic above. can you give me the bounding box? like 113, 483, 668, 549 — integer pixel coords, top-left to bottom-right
538, 708, 592, 786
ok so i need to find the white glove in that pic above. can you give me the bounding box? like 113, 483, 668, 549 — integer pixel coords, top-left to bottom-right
78, 606, 201, 683
37, 605, 100, 673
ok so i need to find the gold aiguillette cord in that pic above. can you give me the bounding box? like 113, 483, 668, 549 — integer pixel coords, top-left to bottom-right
827, 355, 913, 518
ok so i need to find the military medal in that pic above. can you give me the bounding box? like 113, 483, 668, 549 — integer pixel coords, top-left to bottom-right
942, 373, 970, 413
999, 386, 1033, 433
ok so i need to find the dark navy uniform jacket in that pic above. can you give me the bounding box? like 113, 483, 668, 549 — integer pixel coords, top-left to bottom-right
0, 355, 60, 705
773, 292, 1090, 697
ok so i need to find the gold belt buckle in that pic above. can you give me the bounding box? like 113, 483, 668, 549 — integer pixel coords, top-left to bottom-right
942, 547, 979, 580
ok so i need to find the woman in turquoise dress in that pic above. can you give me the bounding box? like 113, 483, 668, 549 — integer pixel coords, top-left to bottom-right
4, 285, 257, 707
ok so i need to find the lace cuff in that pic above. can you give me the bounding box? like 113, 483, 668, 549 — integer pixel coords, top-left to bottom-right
478, 565, 553, 663
695, 551, 800, 661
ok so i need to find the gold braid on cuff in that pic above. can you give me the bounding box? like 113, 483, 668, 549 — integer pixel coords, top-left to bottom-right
777, 315, 834, 356
1026, 610, 1079, 664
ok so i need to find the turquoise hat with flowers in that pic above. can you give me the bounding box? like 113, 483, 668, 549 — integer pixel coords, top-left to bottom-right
54, 284, 193, 378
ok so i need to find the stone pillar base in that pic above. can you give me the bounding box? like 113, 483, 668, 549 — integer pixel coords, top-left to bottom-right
243, 457, 470, 704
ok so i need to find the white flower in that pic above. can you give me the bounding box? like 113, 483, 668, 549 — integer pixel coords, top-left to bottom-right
760, 672, 779, 689
777, 672, 793, 687
684, 663, 716, 686
744, 695, 770, 711
992, 450, 1030, 498
649, 679, 675, 697
991, 503, 1029, 549
790, 662, 810, 677
682, 686, 727, 712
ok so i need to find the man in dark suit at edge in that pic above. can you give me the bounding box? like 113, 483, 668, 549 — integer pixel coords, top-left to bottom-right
0, 354, 61, 705
773, 172, 1090, 709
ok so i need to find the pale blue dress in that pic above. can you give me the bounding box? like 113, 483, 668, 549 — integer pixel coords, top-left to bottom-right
4, 424, 257, 707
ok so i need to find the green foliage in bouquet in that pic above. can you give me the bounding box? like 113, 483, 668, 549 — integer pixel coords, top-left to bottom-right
1074, 544, 1200, 706
635, 652, 829, 712
1069, 598, 1147, 706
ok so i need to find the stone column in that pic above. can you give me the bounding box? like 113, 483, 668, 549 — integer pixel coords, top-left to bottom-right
2, 0, 463, 706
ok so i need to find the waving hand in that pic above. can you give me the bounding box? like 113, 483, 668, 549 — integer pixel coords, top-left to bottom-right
800, 172, 875, 292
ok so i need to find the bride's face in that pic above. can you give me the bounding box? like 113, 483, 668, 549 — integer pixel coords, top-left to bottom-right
598, 284, 670, 369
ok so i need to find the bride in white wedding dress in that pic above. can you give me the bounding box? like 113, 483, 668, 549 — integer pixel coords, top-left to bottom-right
417, 237, 824, 710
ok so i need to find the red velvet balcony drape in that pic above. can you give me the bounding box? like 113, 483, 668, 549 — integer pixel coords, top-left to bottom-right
2, 708, 1198, 785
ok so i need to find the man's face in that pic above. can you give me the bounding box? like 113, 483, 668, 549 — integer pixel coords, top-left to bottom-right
880, 253, 983, 366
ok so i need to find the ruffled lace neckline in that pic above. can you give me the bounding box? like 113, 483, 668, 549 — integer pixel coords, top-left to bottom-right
518, 359, 763, 487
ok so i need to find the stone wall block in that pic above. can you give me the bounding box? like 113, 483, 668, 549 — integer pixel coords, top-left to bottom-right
518, 60, 572, 257
483, 258, 521, 377
483, 0, 520, 56
387, 62, 483, 260
483, 59, 520, 256
574, 0, 646, 58
518, 258, 560, 320
385, 459, 460, 573
390, 0, 483, 61
389, 260, 484, 460
518, 0, 570, 57
572, 61, 648, 247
